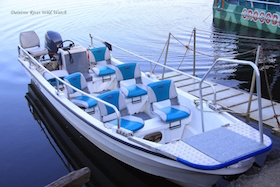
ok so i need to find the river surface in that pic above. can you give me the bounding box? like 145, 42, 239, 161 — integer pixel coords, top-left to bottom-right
1, 0, 280, 186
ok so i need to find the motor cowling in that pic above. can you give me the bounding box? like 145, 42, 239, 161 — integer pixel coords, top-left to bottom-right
45, 31, 63, 58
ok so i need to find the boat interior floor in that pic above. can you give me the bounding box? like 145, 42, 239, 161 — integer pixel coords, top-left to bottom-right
133, 112, 151, 121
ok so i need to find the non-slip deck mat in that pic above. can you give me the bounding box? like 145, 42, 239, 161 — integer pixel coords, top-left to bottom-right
182, 127, 265, 163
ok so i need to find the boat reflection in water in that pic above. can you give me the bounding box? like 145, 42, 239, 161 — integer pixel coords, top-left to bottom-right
25, 82, 179, 187
212, 0, 280, 35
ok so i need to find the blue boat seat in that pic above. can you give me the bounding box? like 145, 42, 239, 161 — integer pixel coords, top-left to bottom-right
19, 31, 48, 59
109, 117, 144, 132
115, 63, 147, 101
97, 90, 144, 132
147, 80, 190, 123
43, 69, 69, 86
64, 72, 97, 109
154, 105, 190, 123
88, 46, 115, 80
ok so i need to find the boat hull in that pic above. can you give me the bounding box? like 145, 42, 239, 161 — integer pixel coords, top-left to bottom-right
18, 56, 256, 186
213, 0, 280, 35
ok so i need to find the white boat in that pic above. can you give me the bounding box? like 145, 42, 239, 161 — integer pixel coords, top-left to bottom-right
18, 30, 272, 187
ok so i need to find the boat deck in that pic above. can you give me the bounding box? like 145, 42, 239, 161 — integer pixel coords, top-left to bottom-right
158, 71, 280, 129
158, 122, 272, 170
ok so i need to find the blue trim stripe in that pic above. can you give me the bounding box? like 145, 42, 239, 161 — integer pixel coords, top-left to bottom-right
98, 90, 120, 115
176, 141, 273, 170
116, 63, 137, 80
147, 80, 171, 102
89, 46, 107, 62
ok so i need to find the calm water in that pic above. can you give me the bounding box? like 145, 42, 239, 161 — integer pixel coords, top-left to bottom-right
1, 0, 280, 186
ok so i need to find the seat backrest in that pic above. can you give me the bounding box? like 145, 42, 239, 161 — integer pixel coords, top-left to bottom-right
64, 72, 88, 94
97, 90, 127, 117
58, 46, 92, 81
147, 80, 177, 104
20, 31, 40, 49
115, 63, 141, 83
88, 46, 110, 64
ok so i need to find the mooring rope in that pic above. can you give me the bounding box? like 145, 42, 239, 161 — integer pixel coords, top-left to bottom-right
151, 31, 260, 75
167, 32, 257, 59
261, 48, 280, 128
203, 12, 213, 23
152, 37, 168, 73
170, 32, 193, 70
189, 47, 257, 58
152, 31, 193, 72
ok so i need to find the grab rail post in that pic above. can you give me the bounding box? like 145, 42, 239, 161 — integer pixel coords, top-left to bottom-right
56, 79, 60, 96
89, 34, 94, 48
199, 58, 263, 143
162, 32, 171, 80
246, 45, 261, 123
150, 60, 153, 74
193, 28, 196, 76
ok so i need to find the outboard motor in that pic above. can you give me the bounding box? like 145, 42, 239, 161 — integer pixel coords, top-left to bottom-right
45, 31, 63, 59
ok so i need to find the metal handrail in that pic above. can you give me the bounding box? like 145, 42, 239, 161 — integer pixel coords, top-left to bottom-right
92, 36, 217, 104
246, 45, 262, 122
248, 0, 280, 6
199, 58, 263, 143
18, 45, 122, 129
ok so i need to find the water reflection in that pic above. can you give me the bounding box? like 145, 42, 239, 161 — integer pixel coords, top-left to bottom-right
211, 18, 280, 102
25, 82, 179, 187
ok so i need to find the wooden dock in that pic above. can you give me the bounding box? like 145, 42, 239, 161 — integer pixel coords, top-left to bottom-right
158, 71, 280, 130
45, 167, 91, 187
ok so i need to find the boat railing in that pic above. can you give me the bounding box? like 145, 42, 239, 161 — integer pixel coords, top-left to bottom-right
92, 36, 217, 105
199, 58, 264, 143
247, 0, 280, 6
17, 45, 122, 130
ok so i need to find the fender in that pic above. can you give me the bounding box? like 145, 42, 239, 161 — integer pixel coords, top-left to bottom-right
215, 0, 224, 11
